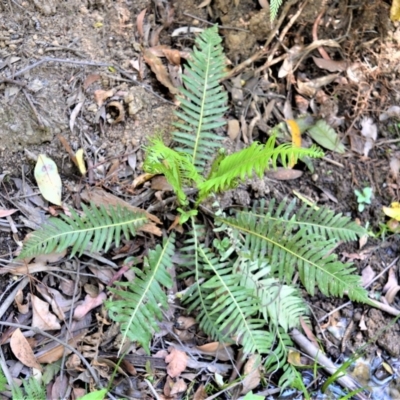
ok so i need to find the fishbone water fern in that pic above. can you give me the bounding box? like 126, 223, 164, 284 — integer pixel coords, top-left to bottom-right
17, 203, 147, 259
18, 25, 370, 392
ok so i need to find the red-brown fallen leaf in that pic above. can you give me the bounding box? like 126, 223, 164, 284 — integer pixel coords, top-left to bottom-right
170, 378, 187, 396
73, 292, 107, 320
0, 208, 17, 217
193, 384, 207, 400
240, 354, 261, 394
162, 48, 181, 66
265, 168, 303, 180
32, 294, 61, 330
94, 89, 115, 106
196, 342, 234, 361
143, 49, 179, 95
10, 328, 42, 370
83, 74, 101, 90
165, 347, 188, 378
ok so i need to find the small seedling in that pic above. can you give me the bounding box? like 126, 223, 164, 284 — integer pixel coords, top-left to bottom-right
354, 187, 372, 212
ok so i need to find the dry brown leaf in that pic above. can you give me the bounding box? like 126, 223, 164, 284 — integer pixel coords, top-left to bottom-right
193, 384, 207, 400
170, 378, 187, 396
361, 265, 376, 287
80, 187, 161, 224
32, 294, 61, 330
196, 342, 234, 361
0, 208, 17, 217
240, 354, 261, 394
227, 119, 240, 140
10, 328, 42, 370
312, 56, 347, 72
132, 173, 156, 188
36, 331, 86, 364
175, 316, 197, 330
83, 74, 101, 90
198, 0, 212, 8
136, 8, 147, 39
143, 49, 179, 95
51, 374, 68, 400
74, 292, 107, 320
299, 316, 319, 349
165, 347, 188, 378
15, 290, 29, 314
151, 175, 173, 191
35, 250, 67, 264
162, 48, 181, 66
0, 261, 60, 276
265, 168, 303, 180
94, 89, 115, 106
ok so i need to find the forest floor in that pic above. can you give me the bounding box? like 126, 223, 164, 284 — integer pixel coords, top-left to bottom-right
1, 0, 400, 399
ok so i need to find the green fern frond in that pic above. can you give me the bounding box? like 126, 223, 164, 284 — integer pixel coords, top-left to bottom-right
18, 203, 147, 259
180, 221, 225, 341
107, 234, 175, 354
12, 377, 46, 400
242, 199, 366, 242
0, 367, 6, 391
235, 256, 307, 331
197, 136, 324, 199
270, 0, 283, 21
219, 207, 369, 302
172, 25, 228, 172
143, 137, 203, 205
182, 218, 274, 356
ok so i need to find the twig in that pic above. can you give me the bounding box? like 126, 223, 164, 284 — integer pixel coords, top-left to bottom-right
290, 328, 368, 400
223, 0, 300, 80
22, 88, 45, 128
0, 277, 29, 320
144, 379, 162, 400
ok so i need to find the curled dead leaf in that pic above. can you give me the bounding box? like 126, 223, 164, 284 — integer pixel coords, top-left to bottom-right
107, 101, 125, 124
32, 294, 61, 330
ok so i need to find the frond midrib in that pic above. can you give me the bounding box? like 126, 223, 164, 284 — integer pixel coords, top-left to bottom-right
191, 41, 212, 166
198, 245, 260, 354
221, 218, 354, 291
241, 211, 360, 238
33, 215, 147, 246
119, 235, 173, 352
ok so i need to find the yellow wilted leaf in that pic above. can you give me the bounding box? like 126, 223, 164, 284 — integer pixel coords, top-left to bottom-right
383, 202, 400, 221
34, 154, 62, 206
75, 149, 87, 175
391, 0, 400, 21
286, 119, 301, 168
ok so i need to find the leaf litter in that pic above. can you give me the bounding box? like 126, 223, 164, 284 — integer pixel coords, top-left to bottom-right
1, 0, 400, 399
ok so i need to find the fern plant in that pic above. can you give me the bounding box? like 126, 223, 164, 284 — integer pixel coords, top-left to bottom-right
17, 25, 371, 393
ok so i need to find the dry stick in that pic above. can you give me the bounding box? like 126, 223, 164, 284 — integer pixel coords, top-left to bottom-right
223, 0, 300, 80
255, 0, 310, 76
0, 277, 29, 320
290, 328, 368, 400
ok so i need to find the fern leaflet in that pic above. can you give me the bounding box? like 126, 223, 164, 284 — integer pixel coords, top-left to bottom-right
235, 256, 307, 332
182, 218, 275, 356
172, 25, 228, 172
18, 203, 147, 259
219, 206, 369, 302
197, 136, 324, 199
143, 137, 203, 205
107, 234, 175, 354
241, 199, 366, 242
